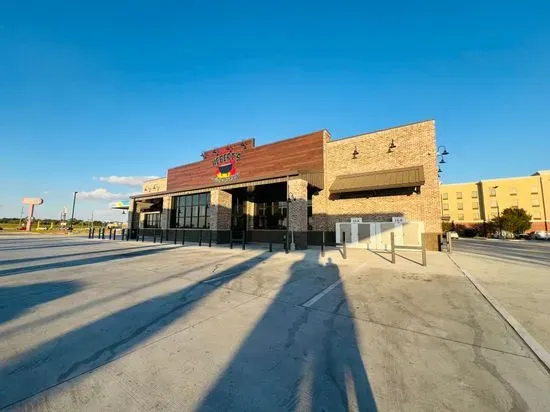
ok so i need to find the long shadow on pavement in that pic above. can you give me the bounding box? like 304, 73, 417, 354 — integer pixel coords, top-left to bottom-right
0, 241, 101, 252
0, 244, 160, 266
0, 255, 233, 341
0, 252, 271, 409
0, 245, 173, 277
195, 257, 377, 411
0, 252, 377, 411
0, 281, 83, 326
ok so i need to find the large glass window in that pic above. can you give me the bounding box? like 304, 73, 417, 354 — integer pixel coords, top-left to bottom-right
144, 213, 161, 228
254, 201, 288, 229
172, 192, 210, 228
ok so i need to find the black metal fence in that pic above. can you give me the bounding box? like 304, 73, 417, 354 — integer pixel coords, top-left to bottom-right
88, 227, 337, 252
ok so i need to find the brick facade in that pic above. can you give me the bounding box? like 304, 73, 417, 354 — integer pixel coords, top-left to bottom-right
314, 120, 441, 234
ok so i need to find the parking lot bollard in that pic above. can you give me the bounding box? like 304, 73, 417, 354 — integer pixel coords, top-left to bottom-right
342, 231, 347, 259
321, 231, 325, 257
390, 232, 396, 264
229, 231, 233, 249
283, 235, 288, 254
141, 229, 145, 242
160, 230, 163, 243
242, 230, 246, 250
182, 229, 185, 246
153, 229, 157, 243
199, 230, 202, 246
209, 230, 212, 247
421, 233, 427, 266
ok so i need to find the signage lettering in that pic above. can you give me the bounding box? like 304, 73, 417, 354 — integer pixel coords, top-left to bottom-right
212, 148, 241, 181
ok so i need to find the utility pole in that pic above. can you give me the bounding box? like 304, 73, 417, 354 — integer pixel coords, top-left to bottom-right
18, 207, 24, 228
492, 186, 502, 237
69, 192, 78, 231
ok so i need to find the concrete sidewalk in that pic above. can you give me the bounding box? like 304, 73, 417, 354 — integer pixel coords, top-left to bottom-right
451, 250, 550, 356
1, 235, 549, 411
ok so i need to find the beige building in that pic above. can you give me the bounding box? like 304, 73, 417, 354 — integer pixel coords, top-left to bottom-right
441, 171, 550, 232
129, 120, 442, 249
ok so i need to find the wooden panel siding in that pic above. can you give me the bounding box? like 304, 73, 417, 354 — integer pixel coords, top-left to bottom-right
167, 130, 325, 192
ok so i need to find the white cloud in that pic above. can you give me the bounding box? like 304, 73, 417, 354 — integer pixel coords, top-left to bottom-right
97, 176, 160, 186
77, 188, 126, 200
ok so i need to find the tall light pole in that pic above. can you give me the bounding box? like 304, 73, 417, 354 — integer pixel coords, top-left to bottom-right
69, 191, 78, 231
491, 186, 502, 237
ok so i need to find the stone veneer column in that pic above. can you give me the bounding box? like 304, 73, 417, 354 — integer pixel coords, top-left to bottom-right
288, 178, 308, 232
127, 199, 136, 230
161, 195, 172, 229
210, 189, 232, 230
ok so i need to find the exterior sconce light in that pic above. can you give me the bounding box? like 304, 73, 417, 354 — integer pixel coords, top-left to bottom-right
352, 146, 359, 159
201, 153, 207, 160
241, 142, 247, 149
436, 145, 449, 176
387, 139, 397, 153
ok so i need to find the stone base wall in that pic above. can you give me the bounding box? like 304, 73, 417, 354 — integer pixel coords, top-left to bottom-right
210, 189, 232, 230
288, 179, 308, 232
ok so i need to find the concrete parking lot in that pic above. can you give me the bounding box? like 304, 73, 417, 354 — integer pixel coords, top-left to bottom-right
453, 238, 550, 355
1, 234, 549, 411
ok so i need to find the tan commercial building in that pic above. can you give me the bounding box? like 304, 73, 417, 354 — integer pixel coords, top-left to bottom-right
440, 171, 550, 232
129, 120, 442, 249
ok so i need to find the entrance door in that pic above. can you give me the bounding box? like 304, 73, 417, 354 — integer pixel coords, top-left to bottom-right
231, 192, 246, 236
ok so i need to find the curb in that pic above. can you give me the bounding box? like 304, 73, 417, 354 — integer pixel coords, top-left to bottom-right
448, 254, 550, 373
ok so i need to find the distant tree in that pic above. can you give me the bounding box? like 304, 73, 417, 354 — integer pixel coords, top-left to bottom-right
442, 221, 454, 232
492, 208, 532, 235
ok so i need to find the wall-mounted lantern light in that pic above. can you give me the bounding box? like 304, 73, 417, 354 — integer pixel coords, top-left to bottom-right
352, 146, 359, 159
436, 145, 450, 177
388, 139, 397, 153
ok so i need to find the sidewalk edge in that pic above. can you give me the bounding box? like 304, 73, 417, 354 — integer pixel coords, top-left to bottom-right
448, 254, 550, 373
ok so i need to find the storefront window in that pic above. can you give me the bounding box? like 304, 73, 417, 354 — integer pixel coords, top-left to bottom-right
172, 192, 210, 228
144, 213, 161, 228
254, 201, 287, 229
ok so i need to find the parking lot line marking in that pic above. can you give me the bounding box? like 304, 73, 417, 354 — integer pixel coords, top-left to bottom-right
450, 256, 550, 373
302, 279, 342, 308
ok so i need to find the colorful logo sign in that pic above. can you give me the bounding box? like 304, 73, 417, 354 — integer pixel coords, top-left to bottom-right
212, 148, 241, 181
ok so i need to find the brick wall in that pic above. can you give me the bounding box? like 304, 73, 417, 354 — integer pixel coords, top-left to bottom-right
315, 120, 441, 234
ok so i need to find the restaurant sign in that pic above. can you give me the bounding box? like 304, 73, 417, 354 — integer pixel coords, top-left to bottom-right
212, 147, 241, 182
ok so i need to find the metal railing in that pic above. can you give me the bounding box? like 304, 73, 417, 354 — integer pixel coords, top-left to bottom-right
88, 227, 335, 256
390, 232, 427, 266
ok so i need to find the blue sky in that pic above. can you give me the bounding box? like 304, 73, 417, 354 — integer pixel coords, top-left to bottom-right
1, 1, 549, 220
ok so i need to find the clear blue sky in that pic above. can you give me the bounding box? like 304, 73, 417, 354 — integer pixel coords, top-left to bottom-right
1, 1, 549, 220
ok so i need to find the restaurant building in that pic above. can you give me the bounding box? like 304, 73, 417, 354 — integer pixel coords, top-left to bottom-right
129, 120, 442, 250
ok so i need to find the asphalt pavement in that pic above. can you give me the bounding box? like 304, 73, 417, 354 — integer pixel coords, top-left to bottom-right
452, 238, 550, 267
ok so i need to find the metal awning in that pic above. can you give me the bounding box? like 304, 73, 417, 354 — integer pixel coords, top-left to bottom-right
330, 166, 425, 194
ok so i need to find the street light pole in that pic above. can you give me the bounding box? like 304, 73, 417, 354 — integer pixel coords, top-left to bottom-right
492, 186, 502, 238
69, 191, 78, 231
